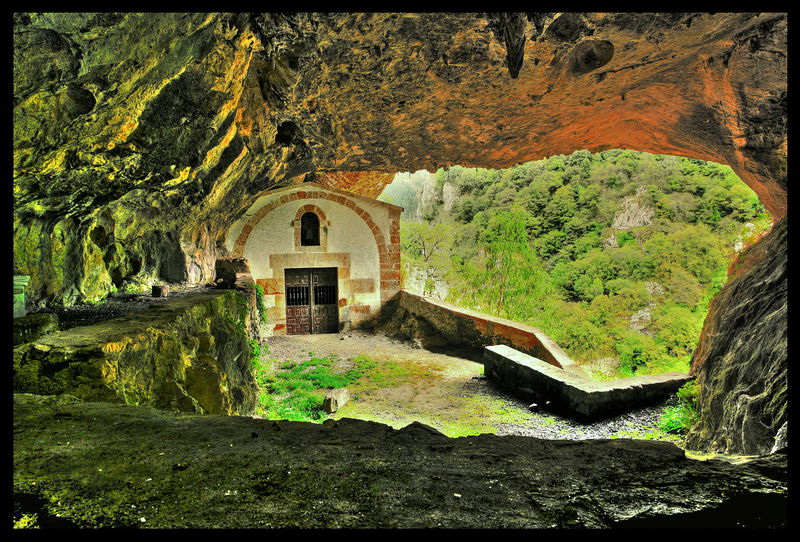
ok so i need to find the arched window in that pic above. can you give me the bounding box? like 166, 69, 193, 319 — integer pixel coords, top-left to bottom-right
300, 212, 321, 246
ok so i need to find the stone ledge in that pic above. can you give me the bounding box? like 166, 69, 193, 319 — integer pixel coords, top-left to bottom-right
484, 344, 692, 421
13, 290, 257, 416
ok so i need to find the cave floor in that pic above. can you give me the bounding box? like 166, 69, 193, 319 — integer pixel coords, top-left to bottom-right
13, 393, 787, 528
263, 331, 680, 443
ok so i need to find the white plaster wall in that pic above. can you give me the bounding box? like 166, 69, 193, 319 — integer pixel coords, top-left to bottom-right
325, 202, 381, 280
226, 187, 395, 252
242, 197, 383, 315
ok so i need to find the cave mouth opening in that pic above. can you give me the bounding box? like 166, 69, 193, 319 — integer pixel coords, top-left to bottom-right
377, 148, 772, 382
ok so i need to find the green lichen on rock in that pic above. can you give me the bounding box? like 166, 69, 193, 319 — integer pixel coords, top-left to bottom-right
13, 290, 256, 415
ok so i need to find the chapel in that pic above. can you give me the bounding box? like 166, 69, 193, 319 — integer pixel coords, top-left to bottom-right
226, 182, 402, 335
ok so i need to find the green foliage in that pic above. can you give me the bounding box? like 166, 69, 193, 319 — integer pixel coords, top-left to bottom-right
659, 381, 700, 434
386, 148, 771, 379
400, 221, 455, 296
13, 514, 38, 529
248, 338, 261, 369
254, 284, 268, 324
253, 354, 365, 422
613, 329, 662, 376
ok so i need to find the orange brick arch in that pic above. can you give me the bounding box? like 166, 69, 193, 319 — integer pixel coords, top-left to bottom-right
294, 203, 327, 223
231, 187, 401, 302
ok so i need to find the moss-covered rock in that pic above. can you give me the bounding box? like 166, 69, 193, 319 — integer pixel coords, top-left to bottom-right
13, 312, 58, 346
12, 393, 787, 528
13, 290, 257, 415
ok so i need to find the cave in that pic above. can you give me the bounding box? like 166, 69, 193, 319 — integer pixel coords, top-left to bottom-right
12, 12, 787, 528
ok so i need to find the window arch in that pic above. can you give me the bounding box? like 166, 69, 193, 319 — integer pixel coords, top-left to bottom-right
292, 205, 329, 252
300, 212, 320, 246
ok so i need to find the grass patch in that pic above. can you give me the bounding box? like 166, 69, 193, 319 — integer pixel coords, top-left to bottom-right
609, 426, 683, 444
658, 380, 699, 434
254, 353, 364, 422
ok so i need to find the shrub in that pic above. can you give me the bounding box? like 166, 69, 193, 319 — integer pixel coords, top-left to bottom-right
659, 381, 699, 433
613, 329, 662, 376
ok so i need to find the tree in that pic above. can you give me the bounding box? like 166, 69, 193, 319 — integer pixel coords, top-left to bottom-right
400, 221, 454, 298
476, 208, 549, 315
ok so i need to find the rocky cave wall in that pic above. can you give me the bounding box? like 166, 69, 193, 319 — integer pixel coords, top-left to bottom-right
13, 12, 787, 454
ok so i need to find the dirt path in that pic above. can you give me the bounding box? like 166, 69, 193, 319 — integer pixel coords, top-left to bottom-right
264, 330, 681, 443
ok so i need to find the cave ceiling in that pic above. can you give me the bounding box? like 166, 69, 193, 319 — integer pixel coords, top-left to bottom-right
14, 12, 787, 218
12, 12, 787, 305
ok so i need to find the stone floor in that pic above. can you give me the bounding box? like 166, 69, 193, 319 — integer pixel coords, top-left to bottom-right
264, 331, 680, 442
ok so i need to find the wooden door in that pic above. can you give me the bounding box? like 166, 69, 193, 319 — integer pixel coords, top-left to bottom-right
285, 267, 338, 335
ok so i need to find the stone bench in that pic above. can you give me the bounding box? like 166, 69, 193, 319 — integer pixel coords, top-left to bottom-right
484, 344, 692, 421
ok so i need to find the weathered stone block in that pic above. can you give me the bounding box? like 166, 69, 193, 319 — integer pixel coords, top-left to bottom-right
484, 344, 692, 421
323, 388, 349, 413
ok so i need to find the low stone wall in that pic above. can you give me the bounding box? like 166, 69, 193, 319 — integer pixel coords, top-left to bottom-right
390, 290, 579, 370
13, 290, 257, 416
484, 344, 692, 420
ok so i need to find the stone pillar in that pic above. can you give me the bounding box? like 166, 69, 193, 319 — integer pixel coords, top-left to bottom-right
380, 209, 402, 304
13, 275, 30, 318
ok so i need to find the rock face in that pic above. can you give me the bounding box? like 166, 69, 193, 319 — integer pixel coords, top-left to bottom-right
12, 13, 787, 455
686, 218, 787, 455
13, 290, 257, 415
13, 394, 787, 528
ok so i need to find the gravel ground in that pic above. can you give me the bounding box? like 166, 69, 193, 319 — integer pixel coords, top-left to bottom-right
266, 330, 678, 443
462, 376, 672, 440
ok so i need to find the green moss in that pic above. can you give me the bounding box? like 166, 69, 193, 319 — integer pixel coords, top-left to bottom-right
13, 513, 38, 529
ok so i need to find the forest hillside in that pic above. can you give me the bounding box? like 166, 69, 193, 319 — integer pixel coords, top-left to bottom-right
378, 149, 772, 379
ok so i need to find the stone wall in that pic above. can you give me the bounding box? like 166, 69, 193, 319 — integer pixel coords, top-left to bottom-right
484, 344, 691, 421
13, 290, 257, 415
382, 290, 579, 371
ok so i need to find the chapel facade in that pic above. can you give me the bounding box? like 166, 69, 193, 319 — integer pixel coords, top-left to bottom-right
226, 182, 402, 335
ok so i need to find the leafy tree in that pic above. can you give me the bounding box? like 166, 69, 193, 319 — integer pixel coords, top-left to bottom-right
475, 208, 545, 313
400, 221, 454, 297
387, 147, 772, 380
